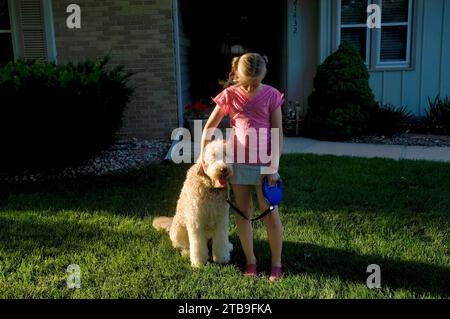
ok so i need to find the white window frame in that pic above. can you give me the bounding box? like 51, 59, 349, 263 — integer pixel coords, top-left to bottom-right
335, 0, 414, 71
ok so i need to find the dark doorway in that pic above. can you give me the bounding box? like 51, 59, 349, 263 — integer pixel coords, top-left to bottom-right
177, 0, 285, 107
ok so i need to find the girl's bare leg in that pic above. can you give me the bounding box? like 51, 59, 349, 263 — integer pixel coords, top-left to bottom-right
231, 184, 256, 265
256, 185, 283, 267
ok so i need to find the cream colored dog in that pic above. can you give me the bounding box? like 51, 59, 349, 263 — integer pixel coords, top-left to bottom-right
153, 140, 233, 268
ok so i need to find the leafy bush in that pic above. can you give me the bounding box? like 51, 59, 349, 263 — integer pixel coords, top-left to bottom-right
0, 57, 134, 172
425, 95, 450, 134
368, 103, 413, 136
303, 41, 376, 140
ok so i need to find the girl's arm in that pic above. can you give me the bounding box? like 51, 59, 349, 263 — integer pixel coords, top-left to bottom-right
200, 105, 225, 165
268, 107, 283, 183
271, 106, 284, 158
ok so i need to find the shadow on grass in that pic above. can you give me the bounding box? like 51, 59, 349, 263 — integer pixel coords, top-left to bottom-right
0, 163, 189, 217
0, 212, 130, 255
229, 236, 450, 297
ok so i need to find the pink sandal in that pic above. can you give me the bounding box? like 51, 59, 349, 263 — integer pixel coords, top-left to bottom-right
269, 266, 283, 282
244, 264, 258, 277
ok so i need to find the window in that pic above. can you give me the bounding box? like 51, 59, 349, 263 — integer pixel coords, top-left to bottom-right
377, 0, 412, 65
339, 0, 371, 64
0, 0, 14, 65
337, 0, 414, 70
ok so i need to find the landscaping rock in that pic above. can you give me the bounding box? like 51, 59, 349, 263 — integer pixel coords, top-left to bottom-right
0, 138, 171, 183
350, 133, 450, 147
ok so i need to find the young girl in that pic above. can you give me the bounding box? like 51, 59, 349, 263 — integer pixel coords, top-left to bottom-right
200, 53, 284, 281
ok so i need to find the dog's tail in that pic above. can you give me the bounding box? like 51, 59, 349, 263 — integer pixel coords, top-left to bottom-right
152, 217, 173, 232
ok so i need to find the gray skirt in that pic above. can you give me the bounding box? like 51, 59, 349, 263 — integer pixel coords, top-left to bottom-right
230, 164, 264, 186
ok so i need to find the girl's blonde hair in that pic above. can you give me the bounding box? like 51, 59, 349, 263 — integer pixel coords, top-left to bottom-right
231, 56, 240, 72
223, 57, 241, 88
236, 53, 268, 90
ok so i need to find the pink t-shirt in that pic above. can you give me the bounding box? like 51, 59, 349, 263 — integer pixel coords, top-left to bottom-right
212, 84, 284, 165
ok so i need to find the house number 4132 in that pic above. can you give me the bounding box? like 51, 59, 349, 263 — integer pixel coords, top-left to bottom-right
66, 4, 81, 29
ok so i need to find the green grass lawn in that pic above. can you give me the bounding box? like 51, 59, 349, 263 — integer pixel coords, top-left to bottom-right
0, 154, 449, 299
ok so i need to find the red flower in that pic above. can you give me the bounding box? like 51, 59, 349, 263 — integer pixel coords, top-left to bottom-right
185, 101, 211, 119
193, 101, 209, 111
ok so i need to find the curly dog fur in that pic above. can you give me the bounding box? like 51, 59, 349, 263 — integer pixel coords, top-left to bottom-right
153, 140, 233, 267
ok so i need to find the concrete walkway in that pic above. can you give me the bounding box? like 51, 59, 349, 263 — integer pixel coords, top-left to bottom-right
284, 137, 450, 163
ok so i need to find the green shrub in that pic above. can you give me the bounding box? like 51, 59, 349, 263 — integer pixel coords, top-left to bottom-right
303, 41, 376, 140
0, 57, 134, 172
425, 95, 450, 134
369, 103, 413, 136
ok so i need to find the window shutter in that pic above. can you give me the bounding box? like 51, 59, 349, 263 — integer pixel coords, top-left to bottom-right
17, 0, 47, 61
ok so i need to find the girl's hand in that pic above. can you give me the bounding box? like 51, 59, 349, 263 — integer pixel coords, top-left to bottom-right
199, 105, 225, 175
199, 151, 208, 174
266, 173, 280, 186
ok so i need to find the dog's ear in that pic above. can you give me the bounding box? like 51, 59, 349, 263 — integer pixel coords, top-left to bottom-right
197, 162, 207, 176
197, 164, 203, 175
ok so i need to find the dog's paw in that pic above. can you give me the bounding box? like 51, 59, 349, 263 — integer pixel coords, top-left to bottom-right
190, 260, 206, 268
190, 255, 208, 268
181, 249, 190, 258
213, 253, 230, 264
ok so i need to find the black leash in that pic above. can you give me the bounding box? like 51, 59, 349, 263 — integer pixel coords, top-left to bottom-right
226, 198, 276, 222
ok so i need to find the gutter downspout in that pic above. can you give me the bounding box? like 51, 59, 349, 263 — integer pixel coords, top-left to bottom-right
172, 0, 184, 128
164, 0, 184, 163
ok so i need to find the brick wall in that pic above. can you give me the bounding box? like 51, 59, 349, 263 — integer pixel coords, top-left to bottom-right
51, 0, 178, 139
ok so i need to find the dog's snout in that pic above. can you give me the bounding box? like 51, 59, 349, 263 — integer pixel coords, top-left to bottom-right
220, 167, 227, 173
